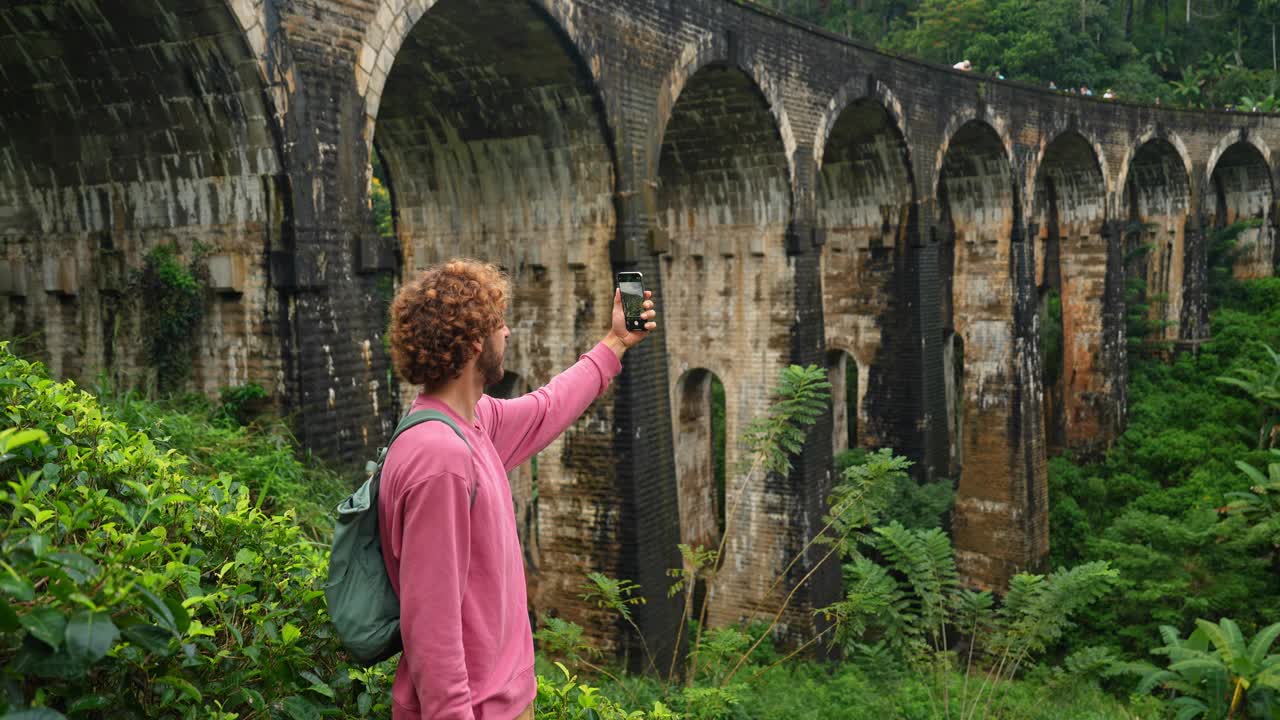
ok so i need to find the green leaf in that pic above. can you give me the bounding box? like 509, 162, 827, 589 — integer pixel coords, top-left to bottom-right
229, 687, 266, 711
45, 552, 98, 584
164, 594, 190, 635
0, 596, 19, 633
0, 710, 68, 720
122, 623, 175, 654
67, 696, 110, 715
20, 608, 66, 649
282, 696, 321, 720
63, 611, 119, 664
1248, 622, 1280, 667
157, 675, 202, 702
281, 622, 301, 644
135, 587, 179, 634
0, 570, 35, 602
357, 692, 373, 716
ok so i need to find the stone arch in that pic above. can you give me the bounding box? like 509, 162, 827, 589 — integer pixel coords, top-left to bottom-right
1122, 137, 1193, 342
358, 0, 612, 151
816, 95, 913, 452
937, 119, 1046, 589
1030, 131, 1115, 454
814, 79, 911, 170
0, 0, 286, 397
825, 348, 861, 457
672, 368, 725, 560
649, 38, 798, 189
370, 0, 621, 646
656, 58, 795, 630
932, 110, 1017, 206
1114, 130, 1194, 212
1205, 138, 1276, 279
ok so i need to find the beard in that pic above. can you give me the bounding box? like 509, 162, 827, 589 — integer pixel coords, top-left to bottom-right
478, 334, 505, 388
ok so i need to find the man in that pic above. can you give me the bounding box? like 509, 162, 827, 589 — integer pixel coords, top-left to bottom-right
379, 259, 657, 720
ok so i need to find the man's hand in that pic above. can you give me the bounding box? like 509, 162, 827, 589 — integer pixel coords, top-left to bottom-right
604, 289, 657, 358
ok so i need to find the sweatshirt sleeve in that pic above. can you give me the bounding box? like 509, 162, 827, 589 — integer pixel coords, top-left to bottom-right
479, 341, 622, 472
396, 472, 475, 720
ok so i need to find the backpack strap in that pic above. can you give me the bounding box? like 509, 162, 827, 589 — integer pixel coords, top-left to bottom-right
376, 409, 477, 507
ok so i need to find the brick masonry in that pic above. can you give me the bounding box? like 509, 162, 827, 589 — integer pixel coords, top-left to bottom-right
3, 0, 1279, 658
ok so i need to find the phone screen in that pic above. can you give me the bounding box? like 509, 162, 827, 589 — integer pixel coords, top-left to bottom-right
619, 279, 645, 319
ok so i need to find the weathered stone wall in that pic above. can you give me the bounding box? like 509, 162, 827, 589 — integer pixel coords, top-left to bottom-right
0, 0, 287, 397
936, 120, 1048, 588
672, 369, 722, 565
654, 59, 803, 631
1205, 140, 1276, 279
1031, 131, 1119, 455
817, 97, 912, 453
1123, 138, 1192, 343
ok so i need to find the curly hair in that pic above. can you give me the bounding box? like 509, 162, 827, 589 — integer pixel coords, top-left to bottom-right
389, 259, 510, 390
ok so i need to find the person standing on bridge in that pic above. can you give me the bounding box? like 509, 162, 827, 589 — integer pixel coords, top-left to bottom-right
378, 259, 657, 720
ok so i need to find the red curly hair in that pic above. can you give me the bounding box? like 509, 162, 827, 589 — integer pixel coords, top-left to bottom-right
389, 259, 510, 391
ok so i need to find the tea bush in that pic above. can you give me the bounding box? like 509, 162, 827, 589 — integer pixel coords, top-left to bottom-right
0, 343, 386, 718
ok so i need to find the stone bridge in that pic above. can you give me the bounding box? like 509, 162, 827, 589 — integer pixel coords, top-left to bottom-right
2, 0, 1277, 661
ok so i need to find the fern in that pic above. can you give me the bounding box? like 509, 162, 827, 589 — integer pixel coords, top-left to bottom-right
992, 561, 1119, 660
872, 522, 958, 643
737, 364, 830, 478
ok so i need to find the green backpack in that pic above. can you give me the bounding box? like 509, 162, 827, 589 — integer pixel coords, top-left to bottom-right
325, 409, 473, 666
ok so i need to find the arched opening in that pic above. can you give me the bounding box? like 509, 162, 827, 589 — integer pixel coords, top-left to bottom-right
374, 0, 617, 405
1207, 141, 1275, 280
817, 98, 912, 451
372, 0, 619, 642
0, 1, 285, 395
939, 120, 1044, 588
942, 330, 965, 477
825, 349, 860, 457
673, 368, 727, 619
1031, 132, 1109, 454
654, 61, 792, 628
485, 370, 541, 622
1122, 139, 1191, 343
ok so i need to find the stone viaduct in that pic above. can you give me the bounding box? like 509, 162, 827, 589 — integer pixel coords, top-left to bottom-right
2, 0, 1277, 663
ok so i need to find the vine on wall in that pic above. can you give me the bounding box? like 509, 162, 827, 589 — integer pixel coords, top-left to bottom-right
136, 243, 209, 393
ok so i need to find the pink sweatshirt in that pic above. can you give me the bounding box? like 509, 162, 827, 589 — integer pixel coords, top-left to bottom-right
378, 342, 622, 720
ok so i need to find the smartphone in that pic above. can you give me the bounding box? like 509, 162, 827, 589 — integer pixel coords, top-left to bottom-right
616, 271, 646, 332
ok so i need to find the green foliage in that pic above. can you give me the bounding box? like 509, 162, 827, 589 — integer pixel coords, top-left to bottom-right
833, 449, 954, 532
1208, 221, 1262, 307
536, 662, 676, 720
736, 365, 830, 479
709, 377, 726, 536
581, 574, 647, 624
215, 383, 270, 427
1217, 343, 1280, 449
137, 244, 209, 393
756, 0, 1280, 108
370, 152, 394, 238
99, 387, 348, 538
1130, 618, 1280, 718
1041, 289, 1064, 384
818, 442, 1120, 718
1226, 449, 1280, 551
1050, 278, 1280, 656
0, 343, 385, 718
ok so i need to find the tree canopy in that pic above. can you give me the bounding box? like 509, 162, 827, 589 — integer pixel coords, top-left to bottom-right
755, 0, 1280, 108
